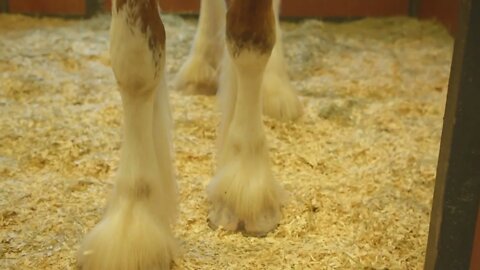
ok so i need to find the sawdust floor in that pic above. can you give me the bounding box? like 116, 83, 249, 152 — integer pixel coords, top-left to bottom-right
0, 14, 453, 269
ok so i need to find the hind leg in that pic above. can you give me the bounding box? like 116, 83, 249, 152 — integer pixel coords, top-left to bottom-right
174, 0, 226, 95
262, 0, 302, 121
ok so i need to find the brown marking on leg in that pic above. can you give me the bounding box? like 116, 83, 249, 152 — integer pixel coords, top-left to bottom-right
114, 178, 152, 200
226, 0, 276, 56
132, 180, 152, 199
115, 0, 166, 73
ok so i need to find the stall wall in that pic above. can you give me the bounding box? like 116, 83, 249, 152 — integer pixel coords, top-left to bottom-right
2, 0, 460, 34
3, 0, 97, 16
418, 0, 460, 33
7, 0, 86, 15
103, 0, 409, 17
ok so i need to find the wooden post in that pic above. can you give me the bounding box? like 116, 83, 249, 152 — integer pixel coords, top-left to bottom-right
85, 0, 99, 17
408, 0, 420, 16
0, 0, 8, 13
472, 207, 480, 270
425, 0, 480, 269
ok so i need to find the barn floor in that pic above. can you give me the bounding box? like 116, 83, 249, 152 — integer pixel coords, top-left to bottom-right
0, 14, 453, 269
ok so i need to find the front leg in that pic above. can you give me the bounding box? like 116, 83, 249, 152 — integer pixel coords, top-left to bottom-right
208, 0, 286, 236
78, 1, 176, 269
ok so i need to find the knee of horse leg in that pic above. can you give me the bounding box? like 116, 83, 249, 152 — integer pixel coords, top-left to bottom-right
110, 0, 166, 97
110, 35, 166, 97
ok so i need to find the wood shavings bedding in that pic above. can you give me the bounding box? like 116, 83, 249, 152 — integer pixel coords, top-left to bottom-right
0, 14, 453, 269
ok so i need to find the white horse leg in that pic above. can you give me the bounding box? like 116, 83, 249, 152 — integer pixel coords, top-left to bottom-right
174, 0, 226, 95
262, 0, 303, 121
208, 0, 286, 236
78, 1, 176, 269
